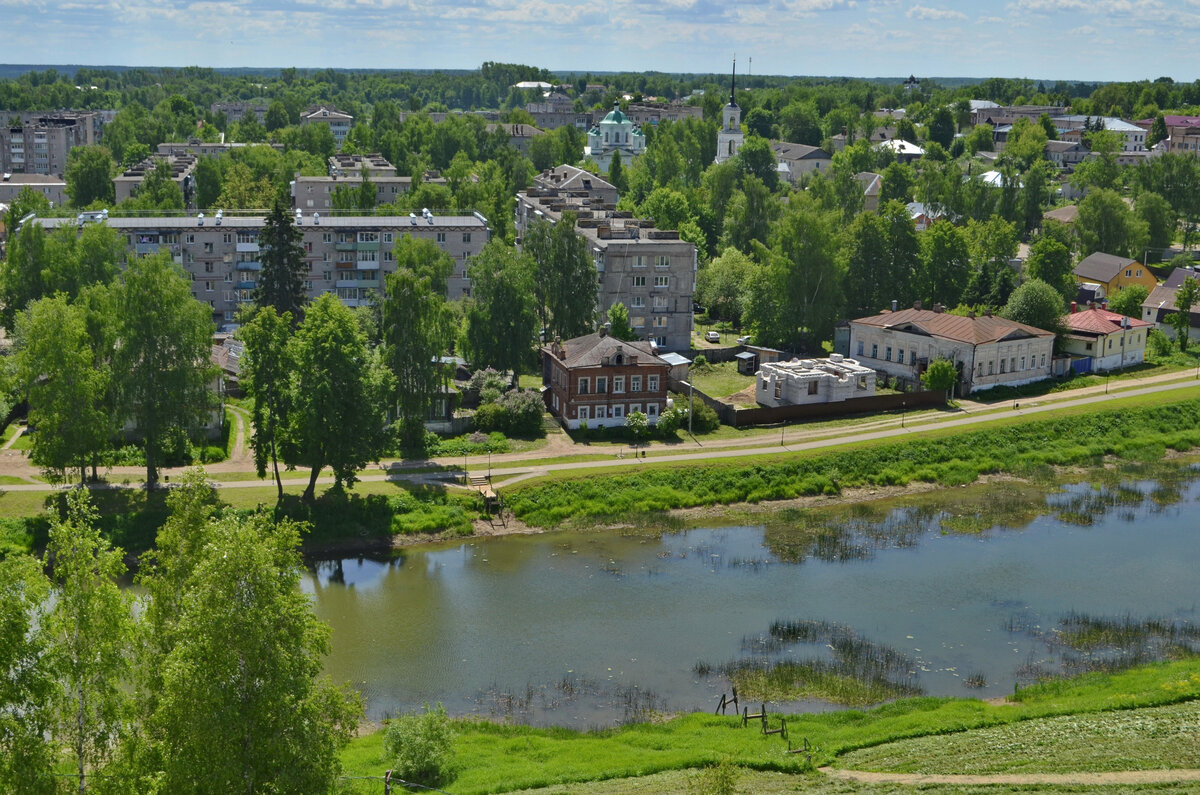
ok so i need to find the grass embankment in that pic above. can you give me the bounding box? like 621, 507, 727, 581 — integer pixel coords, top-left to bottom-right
341, 658, 1200, 794
503, 392, 1200, 527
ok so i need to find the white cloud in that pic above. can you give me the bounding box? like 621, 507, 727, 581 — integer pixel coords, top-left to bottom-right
907, 4, 967, 19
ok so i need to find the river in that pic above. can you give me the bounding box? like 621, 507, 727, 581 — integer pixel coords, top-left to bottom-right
302, 463, 1200, 727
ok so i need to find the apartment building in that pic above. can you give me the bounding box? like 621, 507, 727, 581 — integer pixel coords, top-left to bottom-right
290, 153, 449, 211
35, 210, 488, 325
0, 172, 68, 207
0, 111, 103, 175
210, 102, 269, 125
156, 141, 284, 158
516, 165, 695, 351
301, 106, 353, 149
114, 155, 198, 205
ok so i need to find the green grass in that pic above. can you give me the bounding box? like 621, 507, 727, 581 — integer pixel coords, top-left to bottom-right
341, 658, 1200, 794
839, 699, 1200, 774
9, 427, 33, 450
688, 360, 756, 401
502, 391, 1200, 528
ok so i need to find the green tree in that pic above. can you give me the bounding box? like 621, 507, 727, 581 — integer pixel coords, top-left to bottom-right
384, 703, 456, 788
115, 251, 217, 487
383, 236, 455, 446
1167, 275, 1200, 351
264, 101, 290, 132
47, 489, 135, 795
1135, 191, 1176, 259
1147, 113, 1168, 149
1072, 129, 1123, 192
15, 296, 113, 484
917, 220, 971, 309
193, 156, 222, 209
965, 124, 994, 155
921, 357, 958, 399
720, 175, 777, 254
734, 135, 778, 191
64, 145, 115, 207
606, 302, 636, 341
1077, 188, 1149, 259
1107, 284, 1150, 318
237, 307, 294, 500
463, 241, 538, 382
963, 217, 1019, 308
927, 106, 955, 149
0, 218, 48, 333
607, 148, 628, 194
0, 554, 55, 794
146, 509, 362, 793
1024, 237, 1075, 302
125, 158, 184, 212
254, 198, 308, 321
524, 214, 597, 341
1001, 278, 1066, 336
1, 185, 51, 229
696, 247, 756, 325
878, 161, 915, 205
290, 293, 391, 499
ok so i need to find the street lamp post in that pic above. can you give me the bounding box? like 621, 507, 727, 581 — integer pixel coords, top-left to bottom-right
901, 400, 906, 428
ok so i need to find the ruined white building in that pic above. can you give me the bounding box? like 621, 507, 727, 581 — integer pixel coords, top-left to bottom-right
756, 354, 876, 407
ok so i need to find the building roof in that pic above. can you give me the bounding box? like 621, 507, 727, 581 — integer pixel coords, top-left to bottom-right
659, 352, 692, 366
601, 103, 630, 125
535, 164, 616, 194
851, 307, 1055, 344
545, 332, 665, 369
1164, 266, 1200, 289
302, 106, 352, 122
1052, 115, 1143, 133
1043, 204, 1078, 224
1062, 307, 1151, 335
1045, 140, 1083, 153
1074, 252, 1139, 283
969, 99, 1000, 110
486, 123, 545, 138
877, 138, 924, 156
0, 173, 66, 186
770, 141, 830, 161
36, 212, 487, 231
855, 171, 882, 197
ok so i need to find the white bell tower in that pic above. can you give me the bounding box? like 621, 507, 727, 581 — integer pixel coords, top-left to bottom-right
715, 57, 744, 164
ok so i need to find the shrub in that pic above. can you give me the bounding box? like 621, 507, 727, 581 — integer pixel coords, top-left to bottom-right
693, 353, 709, 369
467, 367, 507, 394
688, 760, 739, 795
691, 400, 721, 433
497, 389, 545, 437
656, 406, 684, 436
384, 703, 456, 787
1148, 328, 1174, 358
472, 401, 507, 433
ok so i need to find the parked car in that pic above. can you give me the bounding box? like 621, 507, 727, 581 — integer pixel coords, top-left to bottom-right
705, 331, 720, 343
736, 335, 751, 345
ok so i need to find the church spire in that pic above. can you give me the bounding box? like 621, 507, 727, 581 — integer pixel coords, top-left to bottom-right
730, 56, 737, 106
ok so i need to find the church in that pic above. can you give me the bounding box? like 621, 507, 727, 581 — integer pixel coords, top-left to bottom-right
584, 102, 646, 171
715, 59, 744, 164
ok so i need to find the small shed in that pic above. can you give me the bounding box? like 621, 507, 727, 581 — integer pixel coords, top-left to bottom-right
735, 350, 758, 375
659, 351, 692, 384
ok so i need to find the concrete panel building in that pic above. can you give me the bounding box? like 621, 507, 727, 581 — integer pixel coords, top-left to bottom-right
114, 155, 198, 205
516, 165, 695, 351
0, 172, 68, 207
34, 210, 488, 326
0, 111, 103, 176
301, 106, 353, 149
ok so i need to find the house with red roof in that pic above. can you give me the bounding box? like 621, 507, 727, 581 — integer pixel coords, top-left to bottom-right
1060, 307, 1151, 372
848, 305, 1056, 395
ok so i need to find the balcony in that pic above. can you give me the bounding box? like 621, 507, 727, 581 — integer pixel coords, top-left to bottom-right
235, 242, 260, 253
236, 280, 256, 290
134, 242, 161, 255
335, 279, 360, 289
356, 241, 380, 252
356, 261, 379, 271
334, 242, 356, 252
235, 261, 261, 271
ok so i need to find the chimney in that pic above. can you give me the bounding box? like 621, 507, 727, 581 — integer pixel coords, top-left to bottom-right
891, 299, 898, 312
1102, 299, 1108, 310
841, 126, 848, 136
913, 300, 922, 311
1071, 301, 1077, 313
598, 323, 609, 337
984, 309, 992, 317
967, 310, 976, 318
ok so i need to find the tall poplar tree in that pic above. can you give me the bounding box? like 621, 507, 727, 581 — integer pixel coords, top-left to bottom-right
524, 213, 597, 341
463, 241, 537, 384
237, 307, 294, 500
254, 197, 308, 322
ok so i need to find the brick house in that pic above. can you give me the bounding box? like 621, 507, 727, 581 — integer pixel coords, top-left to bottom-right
542, 331, 670, 429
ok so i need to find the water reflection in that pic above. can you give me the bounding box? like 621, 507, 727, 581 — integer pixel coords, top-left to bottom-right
303, 461, 1200, 727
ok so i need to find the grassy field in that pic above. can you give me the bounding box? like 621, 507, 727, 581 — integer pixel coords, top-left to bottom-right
340, 658, 1200, 794
688, 360, 756, 401
502, 389, 1200, 528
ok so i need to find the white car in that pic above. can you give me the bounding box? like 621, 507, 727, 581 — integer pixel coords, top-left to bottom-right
705, 331, 720, 343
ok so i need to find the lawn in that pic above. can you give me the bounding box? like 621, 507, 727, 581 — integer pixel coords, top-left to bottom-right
687, 360, 756, 401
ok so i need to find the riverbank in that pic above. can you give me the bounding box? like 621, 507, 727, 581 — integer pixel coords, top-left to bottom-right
338, 657, 1200, 794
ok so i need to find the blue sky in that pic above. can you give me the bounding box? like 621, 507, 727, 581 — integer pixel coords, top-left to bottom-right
1, 0, 1197, 81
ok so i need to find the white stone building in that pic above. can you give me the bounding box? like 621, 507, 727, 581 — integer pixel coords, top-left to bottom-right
584, 102, 645, 171
849, 307, 1055, 395
756, 354, 875, 407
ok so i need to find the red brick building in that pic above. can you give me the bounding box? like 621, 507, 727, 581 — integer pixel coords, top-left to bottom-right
542, 331, 670, 429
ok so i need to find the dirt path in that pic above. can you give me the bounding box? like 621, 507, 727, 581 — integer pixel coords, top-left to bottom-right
820, 766, 1200, 786
1, 425, 24, 451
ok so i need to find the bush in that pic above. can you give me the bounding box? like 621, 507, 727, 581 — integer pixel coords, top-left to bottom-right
691, 400, 721, 433
693, 353, 709, 369
384, 703, 456, 787
1148, 328, 1174, 358
472, 402, 507, 433
688, 760, 739, 795
656, 406, 684, 436
497, 389, 545, 437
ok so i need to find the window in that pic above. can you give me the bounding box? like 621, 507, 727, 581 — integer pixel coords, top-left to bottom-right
653, 315, 667, 327
613, 405, 624, 419
977, 363, 983, 377
631, 296, 645, 308
1125, 269, 1132, 277
304, 280, 313, 290
383, 232, 393, 242
204, 263, 214, 273
653, 295, 668, 309
654, 275, 669, 288
203, 242, 213, 253
774, 380, 782, 399
1040, 353, 1046, 366
633, 255, 646, 268
1021, 356, 1026, 370
857, 375, 868, 389
578, 405, 590, 421
632, 276, 646, 287
305, 242, 313, 253
988, 361, 994, 375
808, 380, 820, 396
656, 256, 670, 268
222, 233, 232, 243
857, 341, 864, 356
1010, 358, 1016, 372
185, 233, 195, 244
323, 271, 332, 281
436, 232, 446, 243
462, 232, 471, 243
629, 403, 641, 415
871, 344, 878, 359
614, 376, 625, 393
631, 316, 645, 327
647, 403, 658, 417
631, 375, 642, 392
648, 374, 659, 392
885, 347, 892, 362
897, 349, 905, 364
358, 232, 378, 243
596, 377, 607, 394
999, 359, 1006, 374
205, 281, 214, 292
1137, 269, 1143, 277
322, 233, 332, 242
1085, 342, 1093, 351
578, 377, 589, 395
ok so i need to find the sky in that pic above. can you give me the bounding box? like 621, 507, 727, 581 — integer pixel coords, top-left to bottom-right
1, 0, 1197, 82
